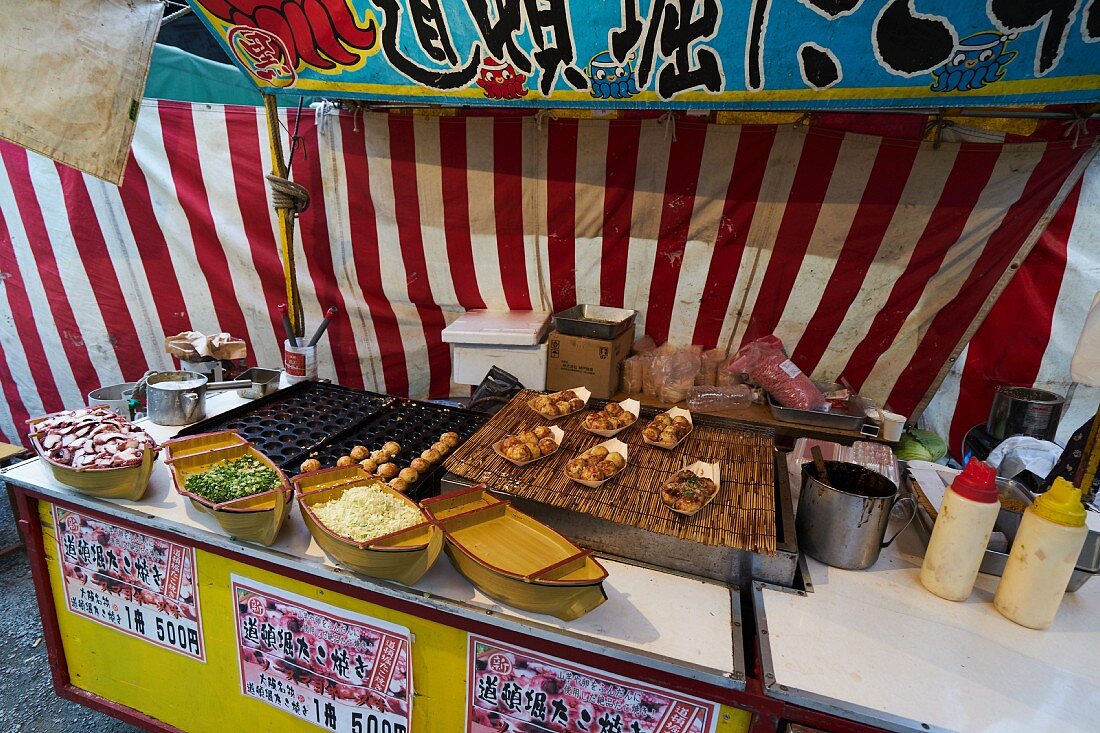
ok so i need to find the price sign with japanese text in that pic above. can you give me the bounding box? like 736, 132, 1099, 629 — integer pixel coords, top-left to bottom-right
231, 575, 412, 733
52, 506, 204, 661
467, 635, 718, 733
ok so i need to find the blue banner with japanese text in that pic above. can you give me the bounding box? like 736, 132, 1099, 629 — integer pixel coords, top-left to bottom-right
187, 0, 1100, 108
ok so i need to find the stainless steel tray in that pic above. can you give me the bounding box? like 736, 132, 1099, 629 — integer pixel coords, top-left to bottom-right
766, 381, 866, 431
552, 304, 637, 340
907, 470, 1098, 592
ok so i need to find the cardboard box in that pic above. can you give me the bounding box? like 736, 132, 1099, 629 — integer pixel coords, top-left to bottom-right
545, 329, 632, 399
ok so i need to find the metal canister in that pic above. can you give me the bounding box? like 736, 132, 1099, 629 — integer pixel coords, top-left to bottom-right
986, 386, 1065, 442
796, 461, 915, 570
146, 371, 208, 426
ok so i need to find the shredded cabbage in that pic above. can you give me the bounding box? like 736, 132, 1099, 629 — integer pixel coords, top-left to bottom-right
312, 484, 422, 542
893, 428, 948, 462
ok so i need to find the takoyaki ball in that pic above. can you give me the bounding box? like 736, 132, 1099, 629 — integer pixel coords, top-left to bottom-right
559, 390, 577, 401
383, 441, 401, 457
440, 432, 460, 448
431, 440, 449, 455
532, 426, 552, 439
399, 467, 419, 484
606, 452, 626, 469
580, 466, 603, 482
643, 427, 661, 442
422, 448, 442, 463
350, 445, 370, 461
300, 458, 321, 473
568, 398, 585, 412
359, 458, 378, 473
595, 460, 617, 479
553, 401, 571, 415
504, 443, 533, 463
377, 462, 399, 479
660, 427, 680, 444
502, 436, 521, 449
336, 456, 355, 468
652, 414, 672, 428
605, 403, 624, 416
671, 416, 691, 430
532, 395, 551, 411
586, 415, 610, 431
566, 459, 585, 478
538, 438, 558, 456
410, 457, 431, 473
588, 446, 609, 460
371, 449, 389, 464
388, 478, 409, 493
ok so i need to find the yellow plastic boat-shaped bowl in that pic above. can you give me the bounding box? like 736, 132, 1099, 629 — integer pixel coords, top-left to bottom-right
163, 430, 292, 547
423, 486, 608, 621
28, 408, 159, 501
293, 466, 442, 586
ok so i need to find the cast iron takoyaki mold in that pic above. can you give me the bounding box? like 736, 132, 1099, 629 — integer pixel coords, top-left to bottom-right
286, 399, 490, 499
176, 381, 394, 467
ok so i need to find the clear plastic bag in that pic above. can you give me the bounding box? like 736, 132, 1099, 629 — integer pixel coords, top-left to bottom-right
696, 348, 726, 386
620, 355, 644, 393
727, 336, 825, 410
686, 385, 754, 412
656, 349, 702, 403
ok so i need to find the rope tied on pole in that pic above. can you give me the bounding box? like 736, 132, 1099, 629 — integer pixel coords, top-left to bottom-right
266, 174, 311, 216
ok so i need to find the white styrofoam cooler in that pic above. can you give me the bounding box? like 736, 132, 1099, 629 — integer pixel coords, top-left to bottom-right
442, 310, 551, 389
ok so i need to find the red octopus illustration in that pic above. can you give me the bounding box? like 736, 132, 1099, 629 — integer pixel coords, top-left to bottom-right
197, 0, 378, 70
476, 58, 529, 100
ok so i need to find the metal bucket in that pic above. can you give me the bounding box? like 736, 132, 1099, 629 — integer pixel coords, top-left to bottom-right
796, 461, 915, 570
986, 386, 1065, 441
87, 382, 137, 418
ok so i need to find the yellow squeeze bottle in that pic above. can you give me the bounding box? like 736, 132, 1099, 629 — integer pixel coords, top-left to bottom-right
994, 478, 1088, 630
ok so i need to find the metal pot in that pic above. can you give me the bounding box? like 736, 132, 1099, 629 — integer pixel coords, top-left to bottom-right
796, 461, 915, 570
141, 371, 254, 426
986, 385, 1065, 442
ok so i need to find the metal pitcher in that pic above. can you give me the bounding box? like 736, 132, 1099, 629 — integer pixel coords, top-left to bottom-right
796, 461, 915, 570
138, 370, 255, 426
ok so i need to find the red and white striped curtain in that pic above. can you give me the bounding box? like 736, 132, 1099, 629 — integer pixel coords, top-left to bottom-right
0, 100, 1094, 445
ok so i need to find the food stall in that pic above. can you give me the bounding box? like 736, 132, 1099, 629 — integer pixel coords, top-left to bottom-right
1, 1, 1099, 732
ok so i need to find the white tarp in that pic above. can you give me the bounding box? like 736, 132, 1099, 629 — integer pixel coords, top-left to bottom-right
0, 0, 163, 185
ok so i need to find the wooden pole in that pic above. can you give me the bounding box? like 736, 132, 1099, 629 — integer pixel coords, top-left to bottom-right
262, 92, 304, 338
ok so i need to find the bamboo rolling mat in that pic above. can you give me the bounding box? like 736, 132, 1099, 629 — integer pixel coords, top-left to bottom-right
443, 390, 777, 555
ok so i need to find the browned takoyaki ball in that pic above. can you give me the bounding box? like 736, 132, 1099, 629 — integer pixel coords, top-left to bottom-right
377, 462, 399, 479
383, 441, 401, 457
359, 458, 378, 473
422, 448, 442, 463
538, 438, 558, 456
350, 445, 369, 461
606, 452, 626, 469
388, 478, 409, 493
399, 467, 419, 484
410, 457, 431, 473
532, 426, 552, 439
371, 449, 389, 464
300, 458, 321, 473
504, 443, 534, 463
431, 441, 449, 455
336, 456, 355, 468
440, 432, 460, 448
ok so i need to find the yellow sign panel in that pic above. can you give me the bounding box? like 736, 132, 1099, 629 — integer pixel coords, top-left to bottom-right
39, 502, 751, 732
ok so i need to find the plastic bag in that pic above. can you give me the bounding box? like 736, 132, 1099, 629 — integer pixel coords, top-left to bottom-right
656, 349, 702, 403
728, 336, 825, 410
633, 335, 657, 355
696, 348, 726, 386
686, 385, 754, 412
620, 355, 644, 393
641, 354, 661, 398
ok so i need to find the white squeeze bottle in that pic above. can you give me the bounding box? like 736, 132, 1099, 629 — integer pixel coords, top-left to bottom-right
994, 478, 1088, 630
920, 458, 999, 601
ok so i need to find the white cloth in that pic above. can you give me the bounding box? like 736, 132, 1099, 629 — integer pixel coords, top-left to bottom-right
1070, 291, 1100, 386
986, 436, 1064, 481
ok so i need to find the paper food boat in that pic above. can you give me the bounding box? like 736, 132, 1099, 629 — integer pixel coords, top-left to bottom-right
492, 425, 566, 467
661, 460, 721, 517
565, 437, 629, 489
527, 386, 591, 421
642, 406, 694, 450
583, 398, 640, 438
423, 486, 608, 621
293, 466, 442, 586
